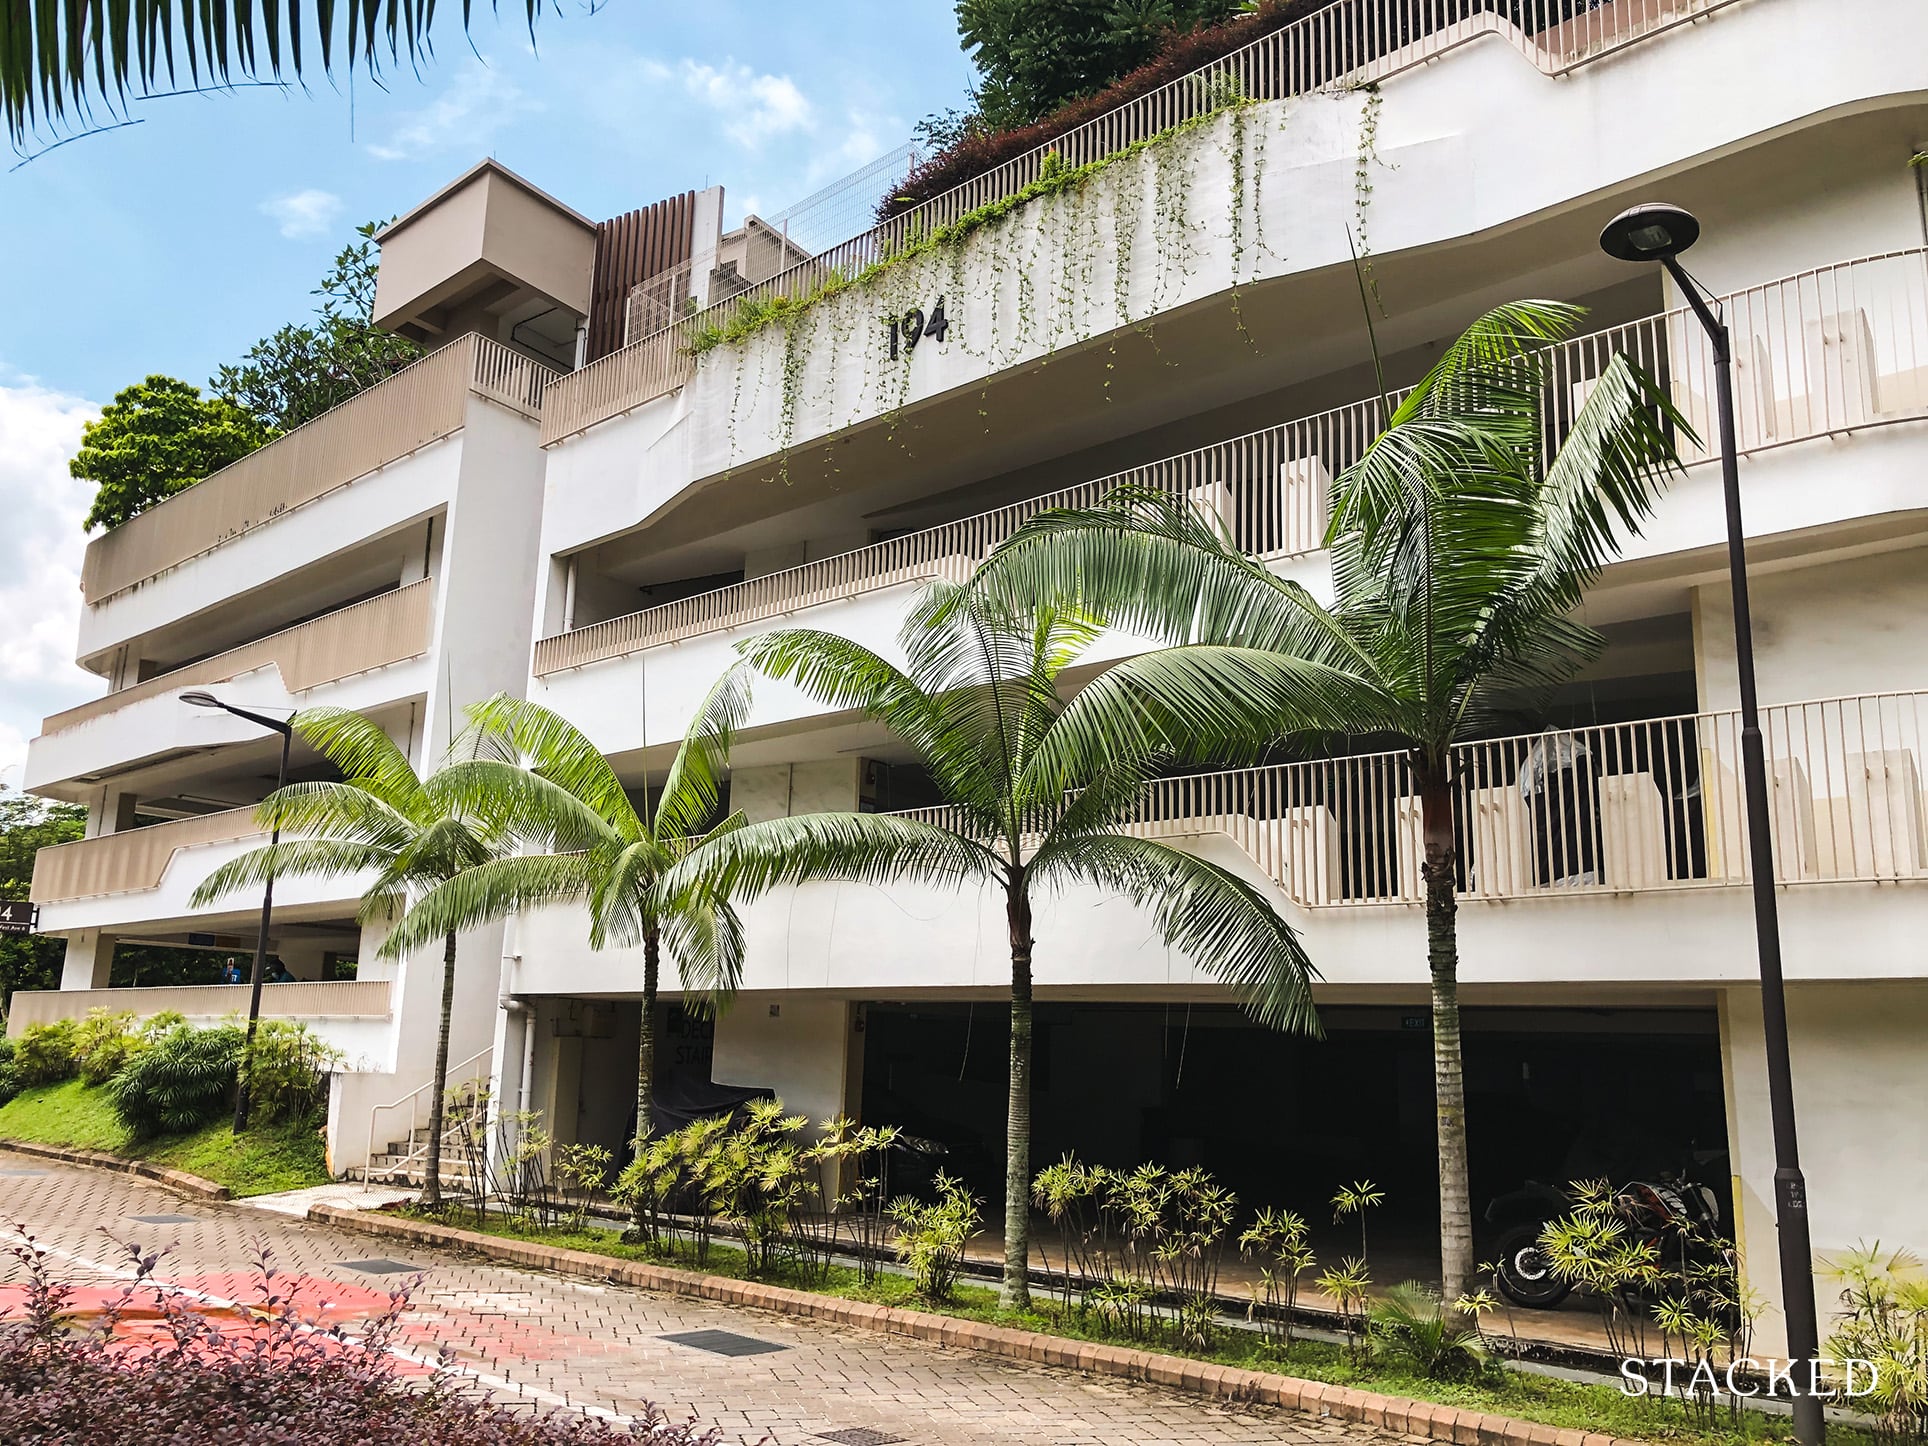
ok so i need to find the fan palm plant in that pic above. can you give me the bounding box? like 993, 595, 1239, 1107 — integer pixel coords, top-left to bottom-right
2, 1, 546, 145
190, 707, 509, 1206
969, 300, 1686, 1298
671, 581, 1321, 1307
381, 676, 753, 1229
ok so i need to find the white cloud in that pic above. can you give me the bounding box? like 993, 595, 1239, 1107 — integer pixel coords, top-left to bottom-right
367, 60, 544, 162
259, 188, 343, 240
0, 376, 104, 789
643, 57, 814, 151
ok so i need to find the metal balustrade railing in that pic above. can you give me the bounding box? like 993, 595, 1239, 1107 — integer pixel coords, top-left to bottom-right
533, 247, 1928, 677
362, 1046, 494, 1189
84, 335, 563, 603
539, 0, 1755, 445
890, 691, 1928, 907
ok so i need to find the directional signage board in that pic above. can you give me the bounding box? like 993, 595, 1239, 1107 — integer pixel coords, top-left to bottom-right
0, 900, 38, 935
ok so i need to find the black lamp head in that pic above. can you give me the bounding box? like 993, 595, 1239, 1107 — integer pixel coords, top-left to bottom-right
1599, 203, 1701, 263
180, 690, 224, 710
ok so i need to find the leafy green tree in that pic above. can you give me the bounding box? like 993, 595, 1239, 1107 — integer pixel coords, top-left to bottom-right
971, 302, 1684, 1299
108, 945, 230, 988
192, 708, 511, 1203
72, 377, 273, 533
0, 792, 83, 1009
675, 581, 1320, 1307
957, 0, 1241, 131
213, 222, 423, 433
384, 679, 753, 1229
2, 2, 547, 145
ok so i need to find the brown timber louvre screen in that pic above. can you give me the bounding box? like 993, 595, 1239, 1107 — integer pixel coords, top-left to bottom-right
587, 193, 699, 364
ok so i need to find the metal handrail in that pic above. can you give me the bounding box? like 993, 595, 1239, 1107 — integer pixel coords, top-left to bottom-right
891, 690, 1928, 906
363, 1045, 494, 1190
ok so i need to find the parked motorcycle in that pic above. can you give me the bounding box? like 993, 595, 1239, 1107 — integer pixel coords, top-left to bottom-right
1485, 1171, 1727, 1309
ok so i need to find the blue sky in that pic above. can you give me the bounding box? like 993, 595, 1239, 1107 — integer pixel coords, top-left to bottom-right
0, 1, 977, 783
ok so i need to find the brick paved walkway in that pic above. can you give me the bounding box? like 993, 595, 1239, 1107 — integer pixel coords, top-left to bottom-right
0, 1150, 1419, 1446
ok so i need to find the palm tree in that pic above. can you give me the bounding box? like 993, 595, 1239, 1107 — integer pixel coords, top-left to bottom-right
968, 301, 1685, 1299
190, 706, 508, 1206
3, 1, 546, 145
382, 677, 752, 1227
672, 581, 1322, 1308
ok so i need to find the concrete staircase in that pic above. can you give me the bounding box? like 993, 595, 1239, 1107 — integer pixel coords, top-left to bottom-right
350, 1079, 491, 1189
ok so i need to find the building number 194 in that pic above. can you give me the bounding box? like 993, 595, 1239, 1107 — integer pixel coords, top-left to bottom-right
887, 298, 950, 359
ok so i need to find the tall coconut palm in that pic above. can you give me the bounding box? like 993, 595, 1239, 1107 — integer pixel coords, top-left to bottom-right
382, 676, 752, 1226
671, 581, 1322, 1308
969, 301, 1686, 1299
190, 707, 509, 1206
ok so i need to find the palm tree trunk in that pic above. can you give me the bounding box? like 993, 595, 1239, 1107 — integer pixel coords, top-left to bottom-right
1418, 761, 1473, 1301
630, 928, 660, 1231
1002, 880, 1034, 1310
420, 929, 458, 1209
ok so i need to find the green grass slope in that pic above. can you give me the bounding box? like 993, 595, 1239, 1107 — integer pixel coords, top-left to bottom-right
0, 1080, 329, 1196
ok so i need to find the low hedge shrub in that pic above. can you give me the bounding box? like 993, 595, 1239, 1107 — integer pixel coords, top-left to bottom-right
12, 1019, 79, 1085
108, 1024, 244, 1137
0, 1244, 726, 1444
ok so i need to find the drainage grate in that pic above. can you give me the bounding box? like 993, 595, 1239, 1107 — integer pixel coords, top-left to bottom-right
660, 1329, 788, 1358
130, 1214, 199, 1225
816, 1431, 906, 1446
339, 1259, 422, 1275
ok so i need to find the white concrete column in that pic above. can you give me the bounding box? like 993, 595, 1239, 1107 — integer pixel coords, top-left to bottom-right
58, 929, 115, 990
1720, 980, 1928, 1356
711, 994, 863, 1132
731, 760, 872, 823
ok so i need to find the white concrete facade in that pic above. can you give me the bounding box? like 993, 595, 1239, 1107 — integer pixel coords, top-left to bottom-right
21, 382, 552, 1177
24, 0, 1928, 1351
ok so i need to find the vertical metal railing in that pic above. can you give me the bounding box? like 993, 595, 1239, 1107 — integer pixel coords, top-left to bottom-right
540, 0, 1757, 444
887, 692, 1928, 907
533, 247, 1928, 676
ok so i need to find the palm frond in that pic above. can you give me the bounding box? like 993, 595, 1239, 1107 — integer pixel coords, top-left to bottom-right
1031, 832, 1321, 1034
290, 707, 427, 814
1027, 645, 1401, 794
658, 888, 747, 1007
654, 662, 755, 844
977, 488, 1376, 669
460, 695, 638, 834
380, 852, 597, 959
428, 757, 618, 855
190, 838, 393, 908
249, 779, 416, 850
740, 622, 1006, 828
1519, 350, 1686, 602
667, 811, 1002, 905
591, 837, 678, 949
1, 0, 549, 145
739, 627, 929, 721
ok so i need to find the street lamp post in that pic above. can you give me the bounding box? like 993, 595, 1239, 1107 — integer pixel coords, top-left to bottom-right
1599, 204, 1823, 1444
181, 691, 294, 1133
